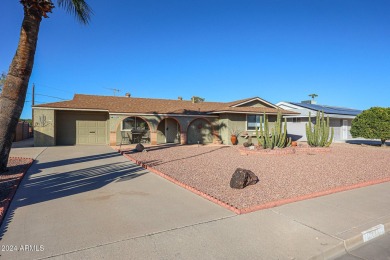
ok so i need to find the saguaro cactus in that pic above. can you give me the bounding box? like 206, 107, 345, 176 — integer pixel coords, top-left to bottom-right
306, 111, 334, 147
255, 111, 291, 149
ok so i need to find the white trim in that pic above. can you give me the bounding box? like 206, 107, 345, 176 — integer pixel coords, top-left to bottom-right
231, 97, 278, 109
110, 112, 218, 117
33, 107, 109, 112
276, 102, 303, 110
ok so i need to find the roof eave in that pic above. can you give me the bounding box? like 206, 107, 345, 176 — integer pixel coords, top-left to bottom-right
230, 97, 278, 109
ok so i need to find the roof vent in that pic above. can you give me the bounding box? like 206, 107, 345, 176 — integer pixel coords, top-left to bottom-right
125, 93, 131, 98
178, 96, 183, 100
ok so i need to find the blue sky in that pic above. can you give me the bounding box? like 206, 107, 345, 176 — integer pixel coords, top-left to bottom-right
1, 0, 389, 119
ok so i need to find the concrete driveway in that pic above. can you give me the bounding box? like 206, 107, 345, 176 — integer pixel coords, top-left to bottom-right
1, 145, 233, 259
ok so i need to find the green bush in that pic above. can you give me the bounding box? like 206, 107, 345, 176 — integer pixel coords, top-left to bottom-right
351, 107, 390, 146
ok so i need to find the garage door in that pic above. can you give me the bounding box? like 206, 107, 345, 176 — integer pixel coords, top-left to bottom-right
56, 111, 108, 145
77, 120, 107, 144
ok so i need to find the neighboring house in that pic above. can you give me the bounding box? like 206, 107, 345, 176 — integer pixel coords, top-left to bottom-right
32, 94, 297, 147
276, 101, 362, 142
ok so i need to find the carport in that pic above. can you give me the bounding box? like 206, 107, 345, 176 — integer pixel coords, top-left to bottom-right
56, 110, 109, 145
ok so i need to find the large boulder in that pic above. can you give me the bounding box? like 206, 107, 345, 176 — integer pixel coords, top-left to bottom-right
230, 168, 259, 189
135, 143, 144, 152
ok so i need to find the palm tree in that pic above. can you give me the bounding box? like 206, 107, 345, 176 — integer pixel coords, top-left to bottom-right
308, 93, 318, 101
0, 0, 92, 173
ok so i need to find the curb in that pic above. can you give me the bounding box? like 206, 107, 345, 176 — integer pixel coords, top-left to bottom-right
310, 222, 390, 259
117, 148, 390, 259
239, 176, 390, 214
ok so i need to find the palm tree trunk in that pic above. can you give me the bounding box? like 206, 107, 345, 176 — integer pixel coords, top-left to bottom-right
0, 10, 42, 173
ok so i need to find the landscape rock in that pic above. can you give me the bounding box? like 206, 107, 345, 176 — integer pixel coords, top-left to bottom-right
243, 141, 252, 147
135, 143, 144, 152
230, 168, 259, 189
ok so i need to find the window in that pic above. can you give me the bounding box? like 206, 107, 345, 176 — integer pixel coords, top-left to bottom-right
122, 117, 149, 131
287, 118, 302, 123
247, 115, 264, 130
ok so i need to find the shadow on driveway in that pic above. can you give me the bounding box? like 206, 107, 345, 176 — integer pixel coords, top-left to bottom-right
0, 149, 147, 240
30, 151, 124, 172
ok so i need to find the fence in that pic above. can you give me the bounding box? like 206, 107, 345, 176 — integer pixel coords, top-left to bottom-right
13, 121, 32, 142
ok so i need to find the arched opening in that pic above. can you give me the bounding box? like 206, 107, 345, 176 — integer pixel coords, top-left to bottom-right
187, 118, 213, 144
156, 118, 181, 144
120, 116, 150, 144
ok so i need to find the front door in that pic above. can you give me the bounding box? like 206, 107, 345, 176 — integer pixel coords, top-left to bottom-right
165, 119, 179, 143
342, 120, 348, 139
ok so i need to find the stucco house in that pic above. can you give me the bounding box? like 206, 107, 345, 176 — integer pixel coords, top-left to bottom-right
32, 94, 296, 147
276, 101, 362, 142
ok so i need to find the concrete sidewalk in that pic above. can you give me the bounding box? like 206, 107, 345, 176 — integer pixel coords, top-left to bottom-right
10, 138, 46, 159
1, 144, 389, 259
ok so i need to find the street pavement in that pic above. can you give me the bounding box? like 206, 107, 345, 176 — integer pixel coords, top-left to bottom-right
0, 139, 389, 259
335, 232, 390, 260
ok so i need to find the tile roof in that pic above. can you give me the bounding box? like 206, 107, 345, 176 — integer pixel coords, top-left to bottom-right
34, 94, 297, 115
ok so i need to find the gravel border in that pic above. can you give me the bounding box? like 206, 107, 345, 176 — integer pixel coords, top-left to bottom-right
0, 157, 33, 226
119, 143, 390, 213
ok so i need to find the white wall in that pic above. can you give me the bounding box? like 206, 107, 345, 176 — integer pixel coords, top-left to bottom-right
286, 118, 354, 142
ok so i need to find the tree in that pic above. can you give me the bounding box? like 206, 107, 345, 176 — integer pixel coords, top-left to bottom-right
20, 119, 33, 125
0, 72, 6, 93
191, 96, 205, 103
308, 93, 318, 101
350, 107, 390, 146
0, 0, 92, 173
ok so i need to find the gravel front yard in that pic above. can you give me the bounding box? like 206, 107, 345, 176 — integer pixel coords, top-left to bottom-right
0, 157, 33, 225
126, 143, 390, 210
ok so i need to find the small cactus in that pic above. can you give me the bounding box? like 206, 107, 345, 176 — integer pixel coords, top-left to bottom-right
255, 111, 291, 149
306, 111, 334, 147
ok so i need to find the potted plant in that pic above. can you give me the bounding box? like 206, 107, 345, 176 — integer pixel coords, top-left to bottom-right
229, 128, 242, 145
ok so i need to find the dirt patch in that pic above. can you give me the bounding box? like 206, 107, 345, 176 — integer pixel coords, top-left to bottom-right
123, 143, 390, 212
0, 157, 33, 225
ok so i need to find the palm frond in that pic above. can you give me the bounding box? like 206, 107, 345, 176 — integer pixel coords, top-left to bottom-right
57, 0, 93, 24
